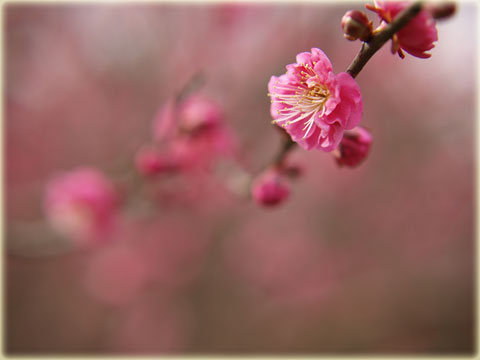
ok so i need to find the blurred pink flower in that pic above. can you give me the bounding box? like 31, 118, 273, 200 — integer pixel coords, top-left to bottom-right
151, 94, 237, 172
171, 126, 237, 172
251, 168, 290, 207
44, 167, 118, 246
177, 95, 223, 134
153, 95, 224, 141
268, 48, 362, 152
135, 145, 181, 177
366, 0, 438, 58
334, 126, 372, 167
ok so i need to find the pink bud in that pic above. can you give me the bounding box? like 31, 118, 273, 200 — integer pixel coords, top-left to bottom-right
251, 169, 290, 207
335, 126, 372, 167
135, 146, 180, 176
341, 10, 373, 42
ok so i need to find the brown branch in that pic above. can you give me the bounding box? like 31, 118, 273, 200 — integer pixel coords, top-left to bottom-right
346, 1, 423, 78
273, 134, 296, 167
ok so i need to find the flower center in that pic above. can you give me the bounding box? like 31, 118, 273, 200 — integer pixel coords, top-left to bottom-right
268, 63, 330, 139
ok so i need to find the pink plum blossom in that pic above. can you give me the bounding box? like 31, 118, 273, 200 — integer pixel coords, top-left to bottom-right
334, 126, 372, 167
176, 95, 223, 134
366, 0, 438, 58
251, 168, 290, 207
268, 48, 362, 152
43, 167, 118, 246
153, 95, 225, 142
151, 94, 237, 172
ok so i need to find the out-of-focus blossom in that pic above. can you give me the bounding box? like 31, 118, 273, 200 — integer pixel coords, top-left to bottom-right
177, 95, 223, 134
151, 94, 237, 172
251, 168, 290, 207
43, 167, 118, 245
171, 126, 237, 172
366, 0, 438, 58
341, 10, 373, 41
268, 48, 362, 152
135, 146, 181, 177
153, 95, 223, 141
334, 126, 372, 167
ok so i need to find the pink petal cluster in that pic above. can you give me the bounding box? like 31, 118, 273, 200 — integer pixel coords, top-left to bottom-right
268, 48, 363, 152
251, 168, 290, 207
334, 126, 373, 167
44, 167, 118, 245
366, 0, 438, 58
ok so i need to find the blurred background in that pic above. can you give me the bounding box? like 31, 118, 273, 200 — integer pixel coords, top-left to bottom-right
5, 1, 476, 355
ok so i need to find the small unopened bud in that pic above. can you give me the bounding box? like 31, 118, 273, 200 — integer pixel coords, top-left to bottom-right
334, 126, 372, 167
251, 168, 290, 207
424, 2, 456, 20
341, 10, 373, 42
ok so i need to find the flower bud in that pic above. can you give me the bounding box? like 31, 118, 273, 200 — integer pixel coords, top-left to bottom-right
334, 126, 372, 167
424, 2, 456, 20
251, 169, 290, 207
341, 10, 373, 42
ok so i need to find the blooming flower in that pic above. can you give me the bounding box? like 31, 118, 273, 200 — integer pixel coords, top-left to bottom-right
366, 0, 438, 58
44, 167, 118, 245
268, 48, 362, 152
251, 168, 290, 207
334, 126, 372, 167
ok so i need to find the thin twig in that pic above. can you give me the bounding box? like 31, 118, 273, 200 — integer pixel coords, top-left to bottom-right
346, 1, 423, 78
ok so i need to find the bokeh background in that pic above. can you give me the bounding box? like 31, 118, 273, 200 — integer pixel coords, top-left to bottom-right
5, 1, 476, 355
